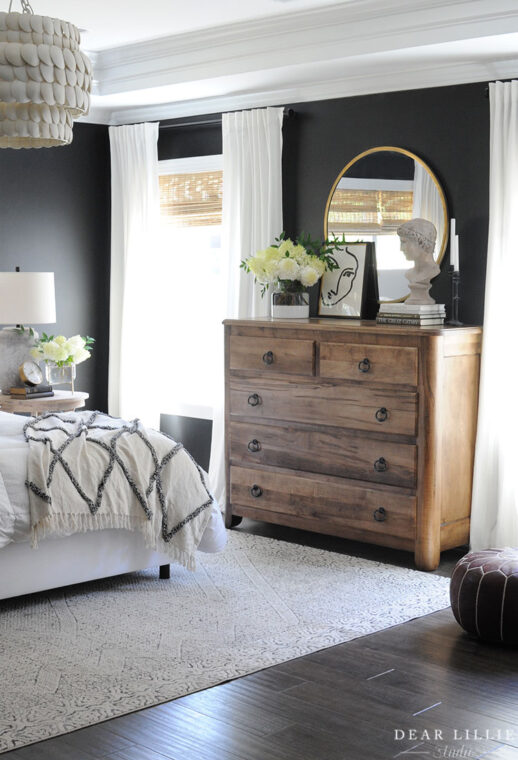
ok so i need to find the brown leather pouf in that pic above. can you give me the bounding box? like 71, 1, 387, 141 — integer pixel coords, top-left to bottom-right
450, 548, 518, 644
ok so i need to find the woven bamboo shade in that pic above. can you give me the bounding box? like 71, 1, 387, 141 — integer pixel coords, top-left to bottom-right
159, 170, 223, 227
328, 188, 413, 233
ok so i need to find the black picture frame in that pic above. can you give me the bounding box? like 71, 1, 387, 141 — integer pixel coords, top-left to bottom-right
318, 243, 378, 319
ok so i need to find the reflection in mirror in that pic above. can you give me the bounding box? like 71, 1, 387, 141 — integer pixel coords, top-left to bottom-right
324, 148, 448, 302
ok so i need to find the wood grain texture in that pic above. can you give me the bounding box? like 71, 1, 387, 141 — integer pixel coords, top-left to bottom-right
440, 517, 471, 551
439, 352, 481, 527
224, 317, 482, 338
320, 341, 418, 386
230, 465, 416, 543
230, 420, 417, 488
229, 335, 315, 376
0, 391, 89, 415
225, 319, 482, 570
415, 334, 443, 571
231, 505, 415, 550
229, 378, 417, 436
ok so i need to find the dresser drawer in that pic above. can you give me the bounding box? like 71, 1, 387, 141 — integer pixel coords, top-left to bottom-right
229, 378, 417, 437
230, 421, 416, 488
230, 465, 416, 543
229, 336, 315, 376
320, 342, 418, 387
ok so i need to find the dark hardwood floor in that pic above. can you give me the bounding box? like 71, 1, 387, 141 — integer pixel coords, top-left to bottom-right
4, 520, 518, 760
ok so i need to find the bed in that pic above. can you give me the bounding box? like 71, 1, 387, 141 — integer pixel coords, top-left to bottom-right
0, 410, 227, 601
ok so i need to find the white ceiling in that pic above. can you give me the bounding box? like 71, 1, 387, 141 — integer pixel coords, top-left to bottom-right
30, 0, 518, 124
45, 0, 344, 51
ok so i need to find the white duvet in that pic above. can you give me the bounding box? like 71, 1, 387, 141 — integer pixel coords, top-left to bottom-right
0, 411, 226, 553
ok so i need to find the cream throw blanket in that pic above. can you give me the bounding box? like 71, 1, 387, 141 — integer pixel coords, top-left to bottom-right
24, 411, 214, 570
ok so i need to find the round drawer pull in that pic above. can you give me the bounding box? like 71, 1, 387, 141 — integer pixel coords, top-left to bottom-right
262, 350, 274, 365
358, 357, 371, 373
374, 457, 388, 472
247, 393, 261, 407
375, 407, 388, 422
247, 439, 261, 453
373, 507, 387, 522
250, 484, 263, 498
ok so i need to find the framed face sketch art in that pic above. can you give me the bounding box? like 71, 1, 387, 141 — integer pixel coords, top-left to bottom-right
318, 243, 376, 318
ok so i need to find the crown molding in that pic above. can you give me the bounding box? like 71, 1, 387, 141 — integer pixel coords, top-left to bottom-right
83, 51, 518, 126
90, 0, 518, 96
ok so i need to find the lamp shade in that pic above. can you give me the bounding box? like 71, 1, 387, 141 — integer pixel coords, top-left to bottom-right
0, 271, 56, 324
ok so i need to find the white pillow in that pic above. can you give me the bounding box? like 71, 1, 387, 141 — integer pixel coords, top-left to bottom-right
0, 411, 28, 438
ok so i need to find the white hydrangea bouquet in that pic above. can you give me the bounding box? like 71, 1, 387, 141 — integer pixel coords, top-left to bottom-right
240, 232, 341, 298
30, 333, 94, 367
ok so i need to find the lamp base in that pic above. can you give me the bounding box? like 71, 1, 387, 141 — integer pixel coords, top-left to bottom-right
0, 329, 36, 393
1, 326, 39, 338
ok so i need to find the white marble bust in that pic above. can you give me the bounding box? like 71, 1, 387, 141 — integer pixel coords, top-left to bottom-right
397, 218, 440, 305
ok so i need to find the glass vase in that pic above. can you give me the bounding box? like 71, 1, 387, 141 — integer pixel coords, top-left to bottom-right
271, 289, 310, 318
45, 362, 76, 393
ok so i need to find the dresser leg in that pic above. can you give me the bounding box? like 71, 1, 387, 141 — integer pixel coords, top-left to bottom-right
414, 547, 440, 572
225, 510, 242, 529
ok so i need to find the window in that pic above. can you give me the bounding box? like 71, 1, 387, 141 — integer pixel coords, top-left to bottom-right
328, 178, 414, 234
328, 177, 414, 300
157, 155, 224, 419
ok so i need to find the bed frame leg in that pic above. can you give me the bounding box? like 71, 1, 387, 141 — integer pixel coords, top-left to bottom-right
159, 564, 170, 580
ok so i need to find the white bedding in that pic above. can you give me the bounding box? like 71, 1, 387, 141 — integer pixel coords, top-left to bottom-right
0, 411, 226, 554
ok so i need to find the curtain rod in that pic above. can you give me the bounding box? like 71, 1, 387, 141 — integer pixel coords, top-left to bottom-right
159, 108, 295, 130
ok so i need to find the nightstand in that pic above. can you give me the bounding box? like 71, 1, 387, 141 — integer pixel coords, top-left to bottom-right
0, 390, 89, 416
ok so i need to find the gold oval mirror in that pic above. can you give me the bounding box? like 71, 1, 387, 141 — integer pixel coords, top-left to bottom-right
324, 147, 448, 303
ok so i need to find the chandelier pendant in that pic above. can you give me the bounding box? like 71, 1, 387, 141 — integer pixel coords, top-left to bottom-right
0, 0, 92, 148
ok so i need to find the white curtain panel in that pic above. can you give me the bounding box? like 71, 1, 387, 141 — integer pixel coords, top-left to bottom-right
208, 107, 284, 506
470, 81, 518, 550
412, 161, 444, 258
108, 122, 160, 428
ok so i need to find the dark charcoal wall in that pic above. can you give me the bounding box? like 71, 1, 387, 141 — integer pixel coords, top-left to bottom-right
0, 123, 111, 410
282, 83, 490, 324
0, 83, 488, 418
159, 84, 489, 325
158, 117, 222, 160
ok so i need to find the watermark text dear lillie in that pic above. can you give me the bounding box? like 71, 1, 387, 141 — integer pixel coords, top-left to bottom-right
394, 729, 517, 742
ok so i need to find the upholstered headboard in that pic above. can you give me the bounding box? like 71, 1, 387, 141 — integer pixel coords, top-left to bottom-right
0, 330, 34, 392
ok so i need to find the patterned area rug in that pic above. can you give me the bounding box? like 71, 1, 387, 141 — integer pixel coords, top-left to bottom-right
0, 531, 450, 752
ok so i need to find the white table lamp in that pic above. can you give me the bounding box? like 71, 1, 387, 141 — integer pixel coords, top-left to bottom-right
0, 270, 56, 327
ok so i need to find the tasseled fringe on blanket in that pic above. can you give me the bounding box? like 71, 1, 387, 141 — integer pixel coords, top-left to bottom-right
31, 514, 197, 571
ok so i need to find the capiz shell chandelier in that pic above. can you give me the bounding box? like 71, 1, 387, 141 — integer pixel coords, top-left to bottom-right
0, 0, 92, 148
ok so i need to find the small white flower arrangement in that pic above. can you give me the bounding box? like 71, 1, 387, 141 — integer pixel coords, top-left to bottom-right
30, 333, 95, 367
241, 233, 341, 296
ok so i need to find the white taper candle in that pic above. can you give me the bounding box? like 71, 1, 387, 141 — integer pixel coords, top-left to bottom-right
450, 218, 459, 271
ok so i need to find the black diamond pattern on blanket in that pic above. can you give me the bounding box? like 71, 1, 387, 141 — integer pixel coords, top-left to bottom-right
23, 411, 214, 547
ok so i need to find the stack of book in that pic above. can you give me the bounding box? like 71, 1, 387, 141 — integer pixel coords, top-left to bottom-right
10, 384, 54, 399
377, 303, 445, 326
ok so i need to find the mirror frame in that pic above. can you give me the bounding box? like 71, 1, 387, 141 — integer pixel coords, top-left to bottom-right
323, 146, 449, 300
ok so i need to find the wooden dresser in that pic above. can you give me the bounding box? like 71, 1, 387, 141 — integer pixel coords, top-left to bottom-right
224, 318, 482, 570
